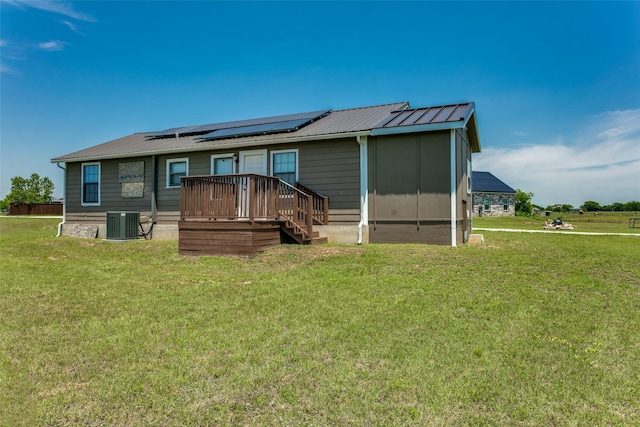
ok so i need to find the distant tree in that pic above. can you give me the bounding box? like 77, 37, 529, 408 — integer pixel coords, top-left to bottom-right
624, 201, 640, 212
561, 204, 573, 212
611, 202, 625, 211
582, 201, 601, 212
3, 173, 55, 205
515, 189, 534, 216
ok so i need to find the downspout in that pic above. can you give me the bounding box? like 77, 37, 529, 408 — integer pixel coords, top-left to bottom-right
55, 162, 66, 237
450, 129, 457, 247
151, 155, 157, 225
148, 155, 157, 239
356, 135, 368, 244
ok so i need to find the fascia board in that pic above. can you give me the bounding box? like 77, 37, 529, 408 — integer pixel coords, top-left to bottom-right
50, 130, 372, 164
371, 121, 464, 136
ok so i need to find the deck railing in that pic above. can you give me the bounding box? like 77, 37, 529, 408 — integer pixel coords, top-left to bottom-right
180, 174, 324, 241
180, 174, 279, 221
295, 182, 329, 225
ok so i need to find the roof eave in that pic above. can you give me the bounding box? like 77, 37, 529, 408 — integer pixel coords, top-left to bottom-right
464, 105, 481, 153
50, 130, 372, 164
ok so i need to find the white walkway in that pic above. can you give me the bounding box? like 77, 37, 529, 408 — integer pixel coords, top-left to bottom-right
473, 227, 640, 237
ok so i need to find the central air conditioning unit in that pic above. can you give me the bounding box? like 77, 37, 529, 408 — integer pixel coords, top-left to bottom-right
106, 211, 140, 240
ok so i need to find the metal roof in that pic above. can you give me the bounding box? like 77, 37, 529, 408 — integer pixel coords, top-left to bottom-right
51, 102, 407, 162
472, 171, 516, 193
50, 101, 482, 163
371, 102, 480, 152
374, 103, 472, 129
149, 109, 330, 138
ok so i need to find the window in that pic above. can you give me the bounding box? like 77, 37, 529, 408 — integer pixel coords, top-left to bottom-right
271, 149, 298, 185
81, 162, 100, 206
483, 197, 490, 211
211, 154, 235, 175
166, 158, 188, 188
503, 198, 509, 211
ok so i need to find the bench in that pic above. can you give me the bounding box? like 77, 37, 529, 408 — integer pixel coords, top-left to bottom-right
630, 218, 640, 228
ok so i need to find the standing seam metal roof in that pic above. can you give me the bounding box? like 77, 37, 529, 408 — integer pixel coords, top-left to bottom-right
374, 103, 472, 129
51, 101, 481, 163
51, 102, 409, 162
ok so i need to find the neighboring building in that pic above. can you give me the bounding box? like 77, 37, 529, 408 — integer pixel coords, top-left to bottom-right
51, 101, 481, 247
471, 171, 516, 217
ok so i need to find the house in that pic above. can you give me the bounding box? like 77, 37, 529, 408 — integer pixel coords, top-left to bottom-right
51, 101, 481, 252
471, 171, 516, 217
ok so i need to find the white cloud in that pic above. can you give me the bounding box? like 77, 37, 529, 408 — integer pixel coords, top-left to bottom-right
62, 19, 84, 34
0, 62, 16, 74
38, 40, 67, 51
2, 0, 95, 22
474, 109, 640, 207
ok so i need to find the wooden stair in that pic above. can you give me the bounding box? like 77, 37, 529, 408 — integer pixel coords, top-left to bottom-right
280, 221, 328, 245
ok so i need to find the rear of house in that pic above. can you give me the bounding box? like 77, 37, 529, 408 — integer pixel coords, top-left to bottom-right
52, 101, 481, 248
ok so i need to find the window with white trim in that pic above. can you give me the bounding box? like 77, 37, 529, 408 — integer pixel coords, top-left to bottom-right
271, 149, 298, 185
81, 162, 100, 206
503, 198, 509, 211
483, 197, 490, 211
166, 158, 188, 188
211, 154, 235, 175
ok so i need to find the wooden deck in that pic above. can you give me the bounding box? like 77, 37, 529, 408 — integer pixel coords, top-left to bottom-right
178, 174, 328, 256
178, 220, 282, 256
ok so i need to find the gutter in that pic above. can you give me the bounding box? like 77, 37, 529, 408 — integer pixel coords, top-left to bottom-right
55, 162, 66, 237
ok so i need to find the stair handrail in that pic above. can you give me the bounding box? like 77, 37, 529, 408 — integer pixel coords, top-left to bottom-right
278, 180, 313, 241
295, 182, 329, 225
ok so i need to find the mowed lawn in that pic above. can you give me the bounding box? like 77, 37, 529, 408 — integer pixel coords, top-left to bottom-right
1, 218, 639, 425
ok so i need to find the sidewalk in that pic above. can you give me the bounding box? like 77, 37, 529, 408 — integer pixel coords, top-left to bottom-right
473, 227, 640, 237
0, 215, 63, 219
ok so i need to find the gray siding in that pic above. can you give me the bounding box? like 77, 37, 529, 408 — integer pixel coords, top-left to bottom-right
368, 131, 454, 244
64, 140, 360, 225
155, 152, 224, 213
368, 131, 451, 222
66, 158, 152, 215
295, 138, 360, 211
455, 128, 473, 243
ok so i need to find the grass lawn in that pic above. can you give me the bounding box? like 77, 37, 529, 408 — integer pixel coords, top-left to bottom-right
1, 218, 639, 425
474, 212, 640, 234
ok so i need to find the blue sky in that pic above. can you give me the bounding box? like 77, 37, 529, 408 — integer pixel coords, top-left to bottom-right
1, 0, 639, 207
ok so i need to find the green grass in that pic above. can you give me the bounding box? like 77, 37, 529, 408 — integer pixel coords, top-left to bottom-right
474, 212, 640, 234
1, 218, 639, 425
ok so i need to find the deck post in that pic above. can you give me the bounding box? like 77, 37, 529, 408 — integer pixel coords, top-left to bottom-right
306, 195, 313, 240
180, 178, 186, 220
322, 196, 329, 225
249, 175, 255, 221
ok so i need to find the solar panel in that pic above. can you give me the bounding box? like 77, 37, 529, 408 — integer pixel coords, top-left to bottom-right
196, 118, 314, 141
147, 109, 330, 140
